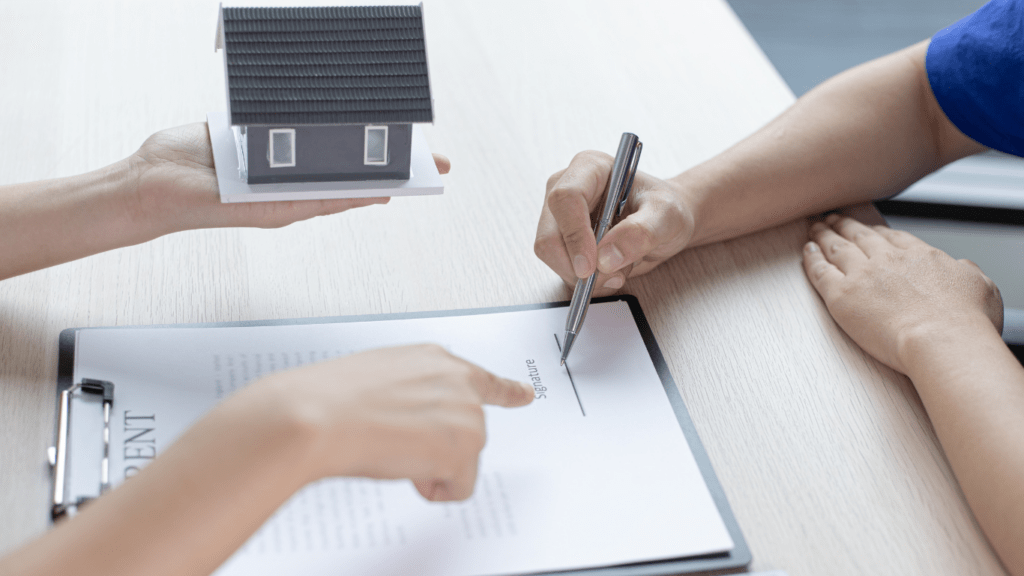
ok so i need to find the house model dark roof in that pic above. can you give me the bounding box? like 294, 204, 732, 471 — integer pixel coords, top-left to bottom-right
217, 4, 433, 126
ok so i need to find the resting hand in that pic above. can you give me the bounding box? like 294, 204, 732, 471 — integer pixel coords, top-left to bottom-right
803, 214, 1003, 374
534, 151, 695, 295
255, 344, 534, 501
126, 122, 452, 235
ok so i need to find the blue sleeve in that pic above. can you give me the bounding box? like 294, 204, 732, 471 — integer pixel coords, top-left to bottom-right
926, 0, 1024, 157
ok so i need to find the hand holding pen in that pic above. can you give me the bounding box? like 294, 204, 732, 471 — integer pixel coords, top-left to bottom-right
534, 141, 696, 297
559, 133, 643, 364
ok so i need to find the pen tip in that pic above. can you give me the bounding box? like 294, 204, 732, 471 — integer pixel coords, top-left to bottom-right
560, 359, 565, 366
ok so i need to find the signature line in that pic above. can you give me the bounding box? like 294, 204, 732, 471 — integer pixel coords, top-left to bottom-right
554, 333, 586, 417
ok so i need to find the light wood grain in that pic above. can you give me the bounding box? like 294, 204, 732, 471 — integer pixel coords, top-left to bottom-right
0, 1, 1006, 574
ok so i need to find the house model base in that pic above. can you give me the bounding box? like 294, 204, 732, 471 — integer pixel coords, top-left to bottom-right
209, 112, 443, 204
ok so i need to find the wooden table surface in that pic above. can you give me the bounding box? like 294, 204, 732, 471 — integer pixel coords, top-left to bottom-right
0, 1, 1006, 574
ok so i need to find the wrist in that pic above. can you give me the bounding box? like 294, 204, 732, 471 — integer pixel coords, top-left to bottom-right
666, 169, 712, 247
226, 373, 331, 489
79, 154, 160, 247
240, 370, 365, 486
897, 315, 1003, 380
123, 151, 184, 240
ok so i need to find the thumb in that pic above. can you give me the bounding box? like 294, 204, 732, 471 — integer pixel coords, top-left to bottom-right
413, 459, 479, 501
596, 200, 689, 275
431, 153, 451, 175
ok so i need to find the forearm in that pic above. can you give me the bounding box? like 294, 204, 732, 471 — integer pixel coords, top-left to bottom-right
902, 323, 1024, 576
0, 379, 318, 576
0, 121, 401, 282
680, 41, 985, 247
0, 159, 152, 281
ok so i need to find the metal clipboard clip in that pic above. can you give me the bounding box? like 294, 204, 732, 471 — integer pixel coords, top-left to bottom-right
48, 378, 114, 520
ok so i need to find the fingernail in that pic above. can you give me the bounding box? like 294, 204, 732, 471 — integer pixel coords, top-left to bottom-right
518, 380, 534, 394
598, 244, 625, 272
602, 276, 625, 290
805, 242, 819, 253
572, 254, 589, 278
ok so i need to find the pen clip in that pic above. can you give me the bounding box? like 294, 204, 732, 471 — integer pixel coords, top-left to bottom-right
617, 139, 642, 216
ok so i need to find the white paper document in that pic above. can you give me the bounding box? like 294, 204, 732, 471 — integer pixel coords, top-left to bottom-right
65, 301, 734, 575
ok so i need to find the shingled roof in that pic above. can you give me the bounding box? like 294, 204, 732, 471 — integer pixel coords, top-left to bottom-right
219, 5, 433, 126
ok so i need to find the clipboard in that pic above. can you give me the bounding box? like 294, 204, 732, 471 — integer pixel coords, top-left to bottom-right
52, 295, 751, 575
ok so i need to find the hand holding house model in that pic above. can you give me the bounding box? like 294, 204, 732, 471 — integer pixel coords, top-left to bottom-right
209, 4, 443, 203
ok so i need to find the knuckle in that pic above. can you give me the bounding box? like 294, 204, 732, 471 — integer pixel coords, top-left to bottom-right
454, 362, 479, 383
812, 262, 832, 281
990, 282, 1004, 305
562, 226, 591, 248
883, 250, 904, 265
545, 169, 565, 191
430, 450, 460, 481
465, 418, 486, 452
418, 343, 448, 357
446, 417, 486, 460
661, 199, 687, 227
969, 277, 989, 295
645, 195, 680, 222
547, 183, 572, 203
547, 184, 583, 210
574, 149, 612, 166
533, 234, 557, 261
632, 219, 658, 249
546, 193, 588, 227
832, 280, 857, 302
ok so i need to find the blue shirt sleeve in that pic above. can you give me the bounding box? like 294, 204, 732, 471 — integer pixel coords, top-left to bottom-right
926, 0, 1024, 157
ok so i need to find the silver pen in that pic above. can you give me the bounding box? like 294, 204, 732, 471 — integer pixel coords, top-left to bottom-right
560, 132, 642, 365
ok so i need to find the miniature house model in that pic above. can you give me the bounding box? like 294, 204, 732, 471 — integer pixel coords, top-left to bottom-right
215, 5, 434, 185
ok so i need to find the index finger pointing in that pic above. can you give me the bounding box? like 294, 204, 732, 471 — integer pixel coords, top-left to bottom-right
470, 367, 535, 408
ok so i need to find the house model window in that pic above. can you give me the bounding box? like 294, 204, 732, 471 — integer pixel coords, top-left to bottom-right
268, 129, 296, 168
364, 126, 389, 166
